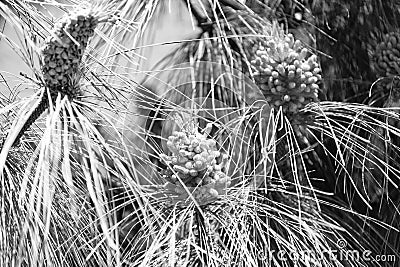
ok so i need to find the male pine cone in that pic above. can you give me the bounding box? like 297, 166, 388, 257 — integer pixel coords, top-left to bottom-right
249, 33, 322, 117
372, 31, 400, 78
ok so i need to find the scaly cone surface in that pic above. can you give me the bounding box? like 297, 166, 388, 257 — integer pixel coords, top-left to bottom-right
12, 8, 99, 146
41, 8, 98, 96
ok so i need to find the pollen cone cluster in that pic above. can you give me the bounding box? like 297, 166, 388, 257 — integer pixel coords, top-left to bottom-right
372, 31, 400, 78
41, 8, 99, 98
249, 33, 322, 115
160, 124, 230, 202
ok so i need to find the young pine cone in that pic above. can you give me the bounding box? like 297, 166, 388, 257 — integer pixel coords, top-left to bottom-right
41, 7, 99, 98
12, 7, 103, 147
